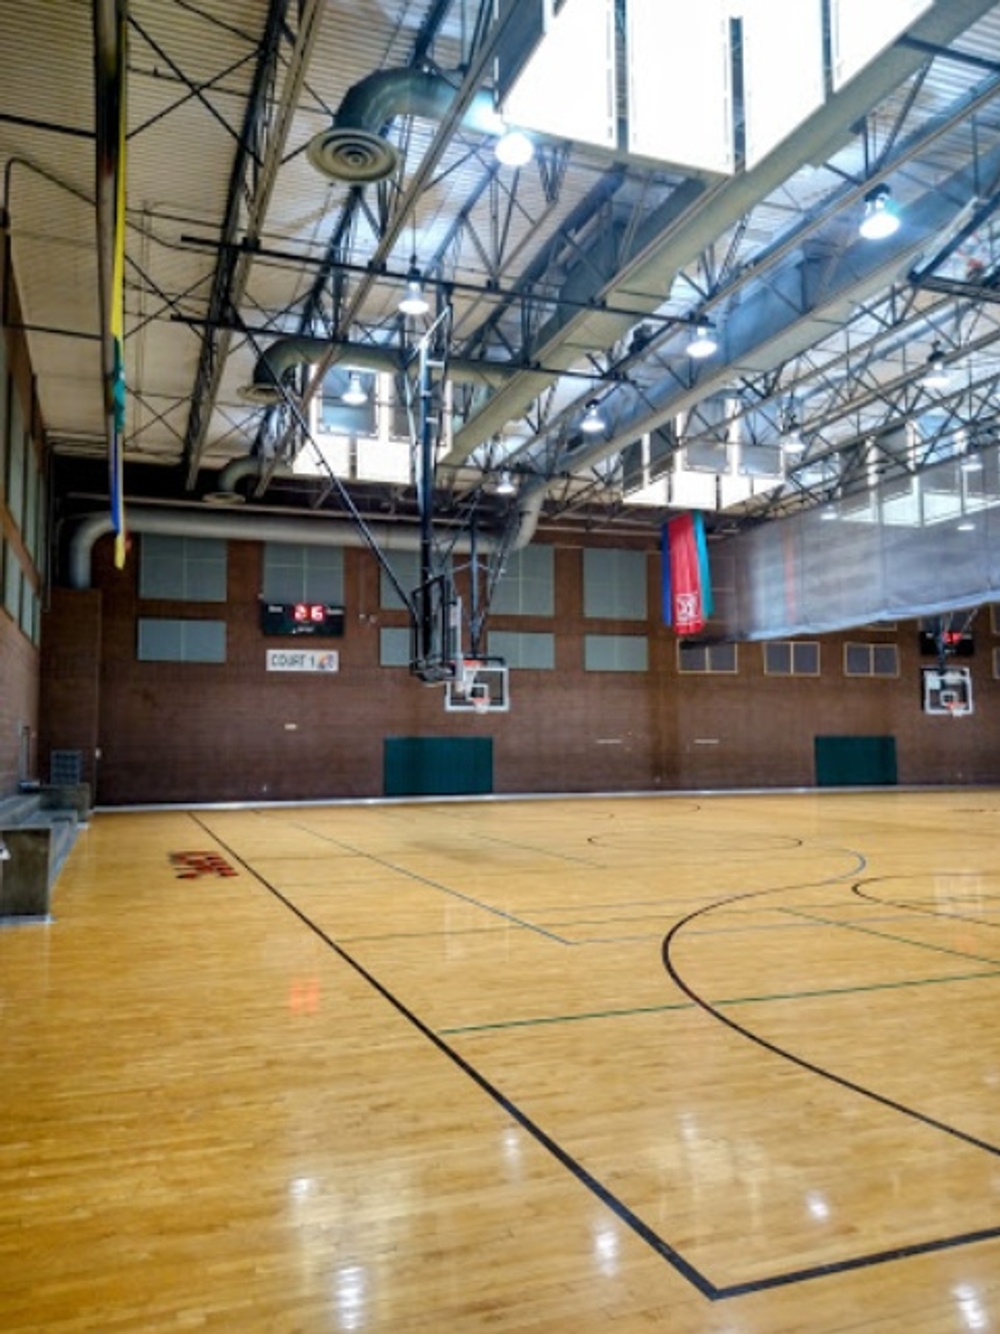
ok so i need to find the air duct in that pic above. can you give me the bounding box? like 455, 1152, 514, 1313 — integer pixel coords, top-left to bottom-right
201, 455, 286, 505
67, 491, 545, 591
242, 336, 531, 406
306, 69, 504, 183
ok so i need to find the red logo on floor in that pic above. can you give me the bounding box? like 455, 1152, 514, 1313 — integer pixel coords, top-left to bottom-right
169, 850, 238, 879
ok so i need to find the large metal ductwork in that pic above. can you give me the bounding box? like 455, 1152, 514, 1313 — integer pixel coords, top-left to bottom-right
306, 69, 504, 184
67, 492, 545, 591
242, 336, 534, 407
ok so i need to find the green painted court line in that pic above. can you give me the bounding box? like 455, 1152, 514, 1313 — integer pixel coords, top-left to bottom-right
338, 924, 529, 943
439, 967, 1000, 1034
441, 1000, 693, 1033
780, 905, 1000, 967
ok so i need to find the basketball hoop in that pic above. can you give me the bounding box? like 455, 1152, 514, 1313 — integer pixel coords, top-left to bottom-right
472, 694, 490, 716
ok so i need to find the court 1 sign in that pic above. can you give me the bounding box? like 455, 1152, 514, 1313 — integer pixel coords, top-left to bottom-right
266, 649, 340, 673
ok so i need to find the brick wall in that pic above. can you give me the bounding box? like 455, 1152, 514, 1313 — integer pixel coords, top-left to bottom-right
40, 528, 1000, 805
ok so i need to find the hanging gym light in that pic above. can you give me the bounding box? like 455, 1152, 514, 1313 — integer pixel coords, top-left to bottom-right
859, 184, 900, 240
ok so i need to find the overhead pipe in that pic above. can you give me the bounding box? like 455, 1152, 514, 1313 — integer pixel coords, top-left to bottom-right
67, 491, 545, 591
306, 68, 505, 184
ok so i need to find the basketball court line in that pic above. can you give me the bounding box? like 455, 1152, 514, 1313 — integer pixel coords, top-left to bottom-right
780, 905, 1000, 967
439, 965, 1000, 1034
244, 814, 574, 944
852, 874, 1000, 929
191, 810, 1000, 1299
664, 904, 1000, 1163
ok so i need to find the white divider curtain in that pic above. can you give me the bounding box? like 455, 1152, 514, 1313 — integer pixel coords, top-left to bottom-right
714, 453, 1000, 639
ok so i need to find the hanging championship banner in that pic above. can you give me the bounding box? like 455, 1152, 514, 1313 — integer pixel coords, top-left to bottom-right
662, 512, 713, 635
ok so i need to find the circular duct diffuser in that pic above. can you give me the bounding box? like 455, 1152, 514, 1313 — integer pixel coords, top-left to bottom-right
201, 490, 247, 506
239, 382, 283, 406
306, 126, 398, 183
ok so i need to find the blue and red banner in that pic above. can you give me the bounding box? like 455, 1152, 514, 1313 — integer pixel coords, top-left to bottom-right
662, 512, 713, 635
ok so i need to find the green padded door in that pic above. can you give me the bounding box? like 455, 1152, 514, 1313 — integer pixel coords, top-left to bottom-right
814, 735, 897, 787
384, 737, 494, 797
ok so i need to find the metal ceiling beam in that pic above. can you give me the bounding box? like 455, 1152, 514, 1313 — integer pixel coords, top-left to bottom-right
180, 0, 325, 488
266, 0, 552, 450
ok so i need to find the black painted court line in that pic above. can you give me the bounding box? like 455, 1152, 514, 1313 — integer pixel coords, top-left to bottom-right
189, 813, 719, 1301
714, 1222, 1000, 1298
195, 812, 1000, 1300
664, 888, 1000, 1159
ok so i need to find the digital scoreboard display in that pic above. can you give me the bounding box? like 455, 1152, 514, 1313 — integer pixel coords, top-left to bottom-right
918, 627, 974, 657
260, 602, 345, 637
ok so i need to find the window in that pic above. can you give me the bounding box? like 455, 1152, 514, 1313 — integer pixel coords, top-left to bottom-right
993, 647, 1000, 680
6, 387, 25, 533
380, 625, 412, 667
991, 605, 1000, 635
318, 368, 377, 437
140, 534, 227, 602
23, 451, 38, 568
490, 545, 554, 616
137, 618, 226, 663
262, 542, 344, 604
763, 641, 820, 675
844, 642, 899, 677
584, 634, 648, 672
486, 630, 555, 669
19, 578, 37, 643
583, 548, 647, 620
380, 549, 452, 611
0, 349, 7, 493
3, 542, 20, 620
678, 641, 738, 673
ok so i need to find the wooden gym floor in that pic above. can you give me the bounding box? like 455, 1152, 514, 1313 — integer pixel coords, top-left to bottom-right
3, 789, 1000, 1331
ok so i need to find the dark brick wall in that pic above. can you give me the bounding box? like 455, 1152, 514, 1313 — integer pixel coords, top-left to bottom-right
38, 589, 102, 790
42, 529, 1000, 805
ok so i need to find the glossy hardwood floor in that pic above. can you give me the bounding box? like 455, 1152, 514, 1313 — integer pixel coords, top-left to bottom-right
3, 789, 1000, 1331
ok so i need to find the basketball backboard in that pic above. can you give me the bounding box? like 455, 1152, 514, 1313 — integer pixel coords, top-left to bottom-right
444, 658, 510, 713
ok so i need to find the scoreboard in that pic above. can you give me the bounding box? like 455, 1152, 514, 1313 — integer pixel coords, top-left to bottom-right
260, 602, 345, 637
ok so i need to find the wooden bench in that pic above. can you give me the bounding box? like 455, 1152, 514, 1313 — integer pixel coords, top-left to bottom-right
0, 787, 88, 921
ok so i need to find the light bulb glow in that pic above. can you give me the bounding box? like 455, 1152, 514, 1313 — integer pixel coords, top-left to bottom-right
495, 127, 534, 168
581, 401, 605, 434
341, 373, 368, 406
687, 324, 718, 358
859, 186, 900, 240
399, 270, 430, 317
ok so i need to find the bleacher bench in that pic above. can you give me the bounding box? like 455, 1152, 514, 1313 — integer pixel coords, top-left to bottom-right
0, 785, 89, 921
